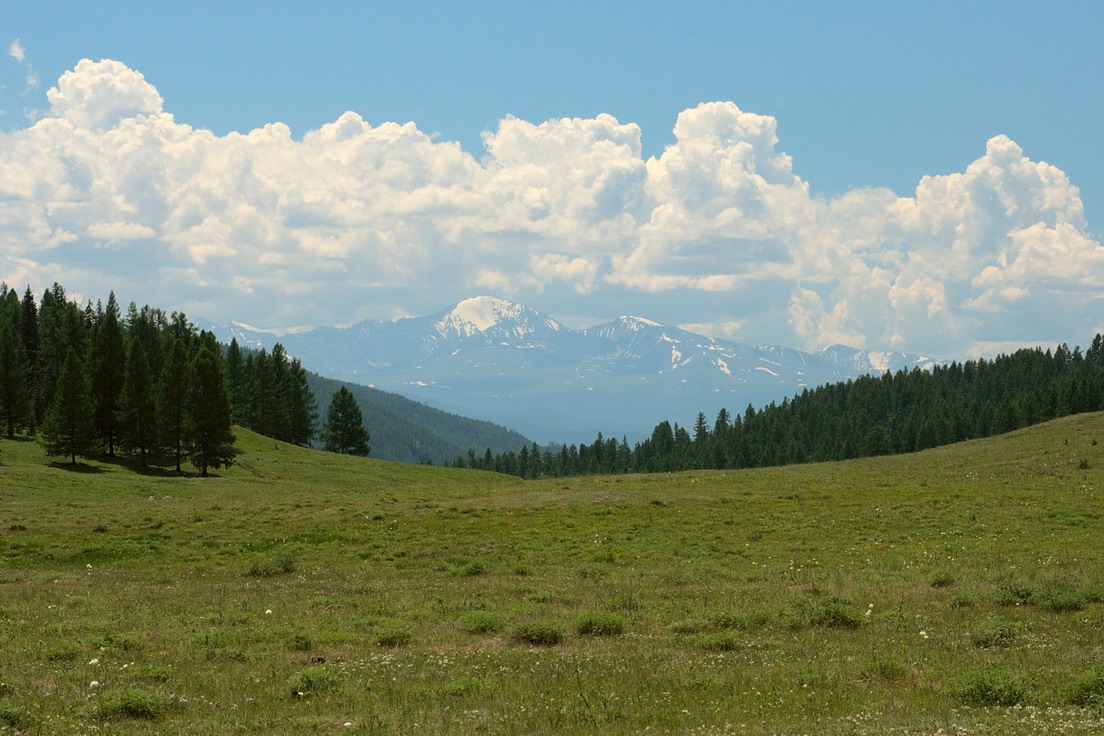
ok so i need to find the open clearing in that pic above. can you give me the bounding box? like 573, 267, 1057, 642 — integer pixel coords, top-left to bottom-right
2, 415, 1104, 734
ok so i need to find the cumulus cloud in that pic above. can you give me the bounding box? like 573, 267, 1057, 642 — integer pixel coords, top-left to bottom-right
8, 39, 25, 63
1, 59, 1101, 358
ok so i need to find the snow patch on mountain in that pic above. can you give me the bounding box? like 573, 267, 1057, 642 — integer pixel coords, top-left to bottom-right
433, 296, 562, 338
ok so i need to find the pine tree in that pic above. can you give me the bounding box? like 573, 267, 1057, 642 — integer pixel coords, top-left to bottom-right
87, 292, 126, 456
40, 348, 94, 464
158, 338, 189, 473
225, 338, 247, 424
186, 345, 237, 476
118, 338, 157, 464
0, 292, 30, 438
285, 358, 318, 446
322, 387, 370, 456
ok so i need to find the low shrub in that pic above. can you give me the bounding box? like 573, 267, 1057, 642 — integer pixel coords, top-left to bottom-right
248, 552, 296, 577
1067, 666, 1104, 708
970, 618, 1020, 648
287, 634, 313, 652
574, 611, 626, 637
669, 617, 712, 635
286, 665, 339, 695
929, 571, 956, 588
694, 631, 742, 651
98, 687, 177, 720
995, 581, 1034, 607
795, 595, 864, 630
951, 669, 1028, 707
860, 658, 908, 684
949, 592, 975, 609
510, 621, 565, 646
375, 627, 413, 648
0, 704, 28, 730
460, 560, 487, 577
1035, 580, 1096, 613
458, 610, 505, 635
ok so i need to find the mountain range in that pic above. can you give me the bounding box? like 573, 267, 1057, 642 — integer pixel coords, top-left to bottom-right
201, 297, 938, 445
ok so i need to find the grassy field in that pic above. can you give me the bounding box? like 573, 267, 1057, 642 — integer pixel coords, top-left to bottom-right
2, 415, 1104, 734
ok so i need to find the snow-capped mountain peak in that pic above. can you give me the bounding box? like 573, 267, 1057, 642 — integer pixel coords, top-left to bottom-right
432, 296, 562, 339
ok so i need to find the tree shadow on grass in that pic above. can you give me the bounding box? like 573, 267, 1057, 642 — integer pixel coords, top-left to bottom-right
94, 455, 202, 478
47, 461, 105, 473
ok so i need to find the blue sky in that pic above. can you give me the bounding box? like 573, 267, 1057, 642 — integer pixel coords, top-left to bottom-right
1, 1, 1102, 359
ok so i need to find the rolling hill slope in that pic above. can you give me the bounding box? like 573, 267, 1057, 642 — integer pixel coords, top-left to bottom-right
1, 417, 1103, 734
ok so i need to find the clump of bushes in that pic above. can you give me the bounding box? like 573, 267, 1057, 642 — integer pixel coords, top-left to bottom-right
510, 620, 565, 646
574, 611, 626, 637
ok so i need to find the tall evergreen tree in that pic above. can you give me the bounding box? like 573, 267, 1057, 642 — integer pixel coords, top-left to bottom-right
225, 338, 247, 424
40, 348, 94, 464
322, 387, 370, 456
0, 292, 30, 437
19, 286, 38, 433
118, 339, 157, 465
35, 284, 85, 429
285, 358, 318, 446
158, 338, 189, 473
186, 345, 237, 476
87, 292, 126, 456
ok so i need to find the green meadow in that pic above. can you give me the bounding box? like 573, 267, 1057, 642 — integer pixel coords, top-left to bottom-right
2, 414, 1104, 734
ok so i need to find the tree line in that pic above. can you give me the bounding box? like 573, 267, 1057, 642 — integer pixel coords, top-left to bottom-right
0, 283, 370, 472
463, 337, 1104, 478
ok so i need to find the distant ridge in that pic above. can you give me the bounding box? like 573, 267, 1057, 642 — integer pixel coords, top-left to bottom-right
201, 297, 938, 444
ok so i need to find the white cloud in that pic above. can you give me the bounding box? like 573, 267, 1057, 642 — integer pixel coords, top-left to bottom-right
1, 59, 1101, 359
86, 221, 156, 241
8, 39, 25, 63
46, 58, 163, 130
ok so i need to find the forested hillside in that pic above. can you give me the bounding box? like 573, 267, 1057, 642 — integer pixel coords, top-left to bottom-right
304, 373, 531, 465
0, 281, 532, 470
473, 338, 1104, 477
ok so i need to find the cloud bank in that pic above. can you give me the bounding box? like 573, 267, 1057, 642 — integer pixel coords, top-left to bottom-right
1, 59, 1100, 358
